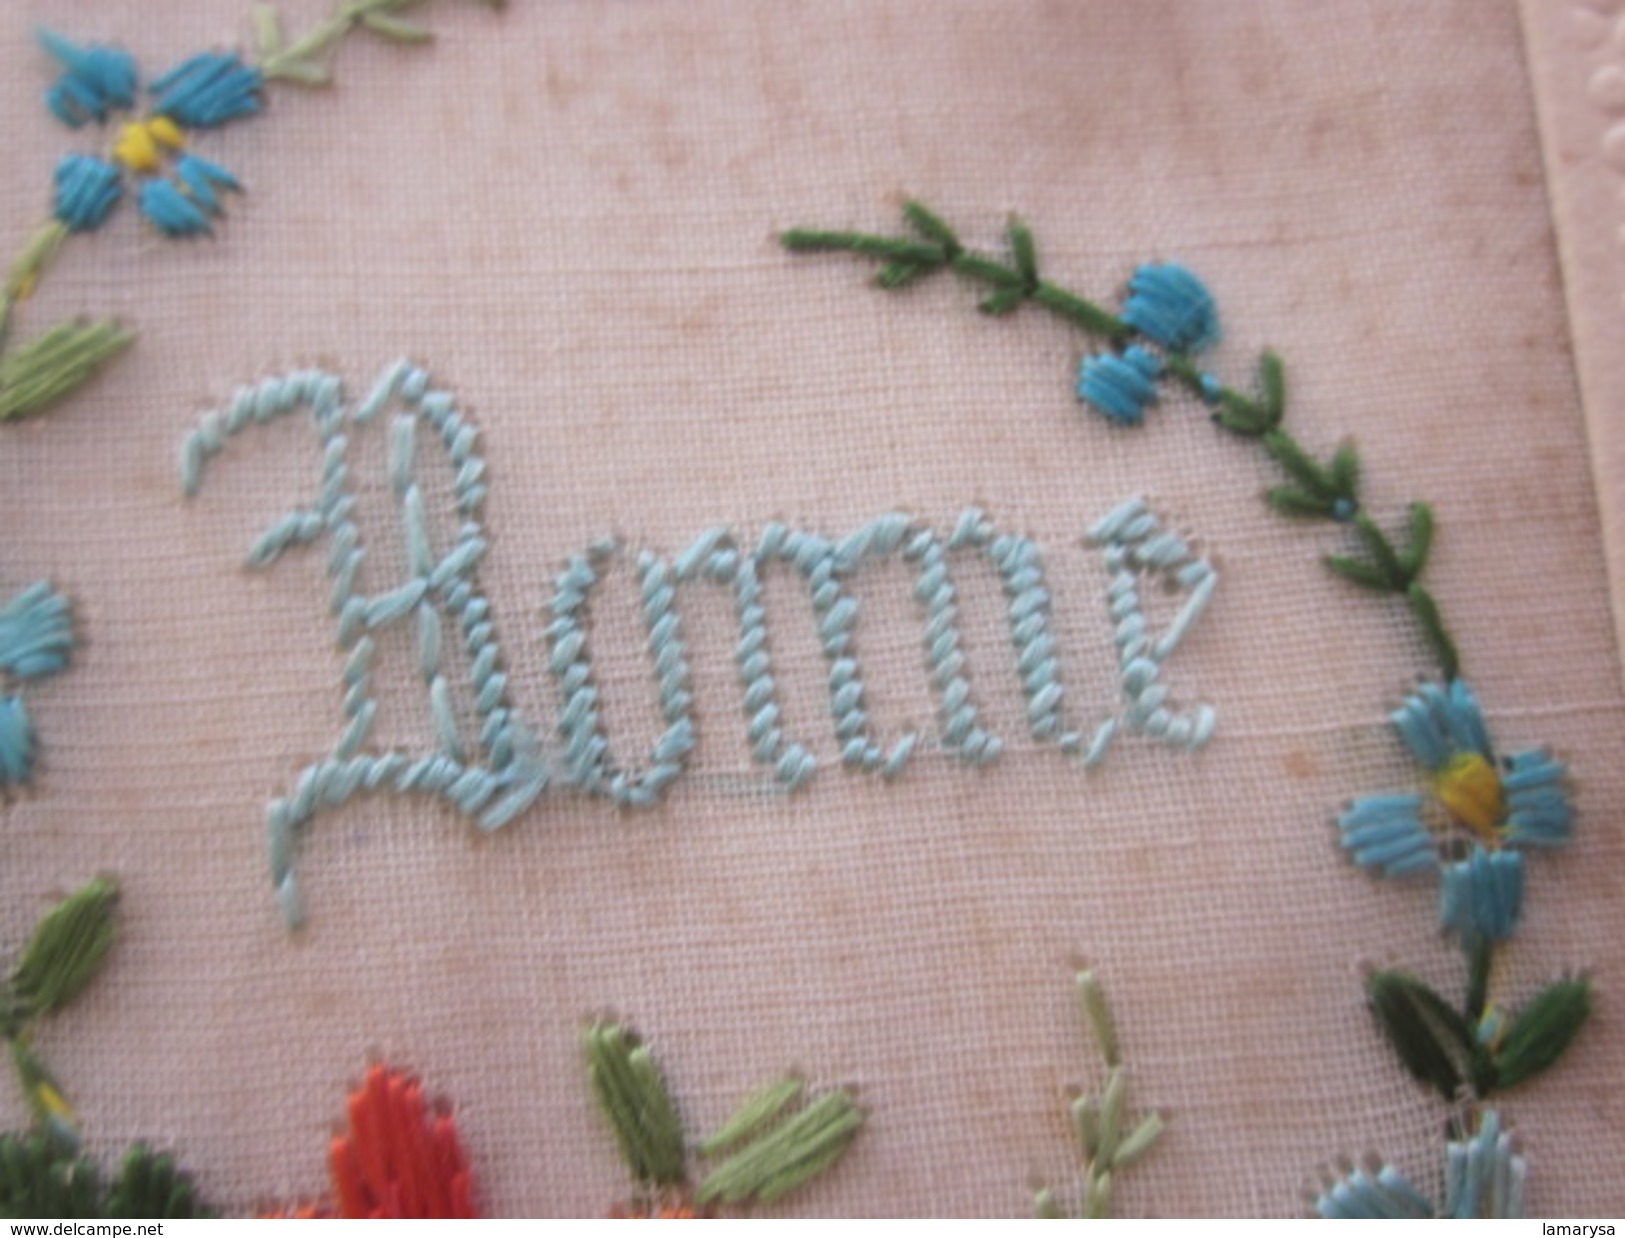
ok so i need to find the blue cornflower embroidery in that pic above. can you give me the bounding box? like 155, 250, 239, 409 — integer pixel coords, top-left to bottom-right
1337, 680, 1572, 946
40, 31, 261, 238
1314, 1111, 1526, 1219
0, 581, 74, 789
1120, 263, 1220, 354
1076, 346, 1163, 425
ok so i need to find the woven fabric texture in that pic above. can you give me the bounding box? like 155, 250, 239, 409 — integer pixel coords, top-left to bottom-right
1, 0, 1621, 1216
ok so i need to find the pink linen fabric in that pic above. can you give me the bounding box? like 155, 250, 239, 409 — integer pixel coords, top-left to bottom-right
0, 0, 1620, 1216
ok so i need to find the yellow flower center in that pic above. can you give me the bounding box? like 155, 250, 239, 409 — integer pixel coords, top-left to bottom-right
1434, 751, 1504, 841
112, 116, 185, 174
33, 1078, 75, 1124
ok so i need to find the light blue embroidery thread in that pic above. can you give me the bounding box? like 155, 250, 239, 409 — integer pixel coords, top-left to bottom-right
181, 363, 1219, 927
1082, 496, 1217, 766
0, 582, 75, 789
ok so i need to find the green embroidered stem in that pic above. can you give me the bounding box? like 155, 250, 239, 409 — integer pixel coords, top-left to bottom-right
782, 202, 1127, 338
1465, 937, 1494, 1025
783, 201, 1465, 680
1037, 971, 1164, 1219
256, 0, 501, 85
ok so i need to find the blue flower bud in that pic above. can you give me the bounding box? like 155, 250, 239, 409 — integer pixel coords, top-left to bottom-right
1121, 263, 1220, 354
51, 154, 124, 233
1076, 345, 1163, 426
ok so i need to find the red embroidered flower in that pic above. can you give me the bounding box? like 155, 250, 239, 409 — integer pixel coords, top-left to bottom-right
269, 1065, 476, 1218
329, 1066, 476, 1219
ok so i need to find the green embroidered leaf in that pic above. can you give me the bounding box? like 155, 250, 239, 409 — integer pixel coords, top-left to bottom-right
694, 1089, 862, 1205
1267, 485, 1335, 519
698, 1077, 803, 1158
0, 1133, 101, 1220
104, 1146, 215, 1219
1257, 350, 1286, 424
1490, 977, 1591, 1091
0, 321, 134, 422
1324, 554, 1392, 592
1353, 513, 1409, 589
1399, 501, 1434, 576
1213, 390, 1272, 437
1075, 970, 1120, 1068
978, 288, 1027, 316
1366, 970, 1479, 1101
9, 880, 117, 1022
360, 12, 433, 42
901, 201, 960, 253
1033, 1187, 1065, 1219
1329, 442, 1361, 504
1008, 218, 1038, 285
584, 1023, 687, 1188
1407, 581, 1460, 682
1109, 1111, 1163, 1170
1069, 1093, 1101, 1160
252, 4, 285, 54
1263, 430, 1336, 500
876, 261, 926, 289
0, 1136, 212, 1220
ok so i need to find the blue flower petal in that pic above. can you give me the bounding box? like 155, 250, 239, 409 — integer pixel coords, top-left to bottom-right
38, 30, 138, 127
1390, 691, 1450, 770
173, 153, 241, 214
1120, 263, 1220, 354
1500, 749, 1564, 792
0, 696, 38, 787
1314, 1166, 1434, 1220
1440, 848, 1523, 944
1443, 679, 1493, 759
1076, 346, 1163, 426
51, 154, 124, 233
1339, 794, 1438, 876
1442, 1112, 1524, 1219
0, 583, 73, 680
150, 52, 263, 128
139, 178, 212, 237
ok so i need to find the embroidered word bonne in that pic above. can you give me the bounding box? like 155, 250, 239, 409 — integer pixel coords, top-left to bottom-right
181, 362, 1219, 926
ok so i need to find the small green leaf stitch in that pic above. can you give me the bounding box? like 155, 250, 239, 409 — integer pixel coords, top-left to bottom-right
2, 880, 119, 1147
586, 1021, 862, 1216
8, 879, 118, 1022
1365, 970, 1486, 1102
1036, 970, 1164, 1219
1489, 977, 1592, 1091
